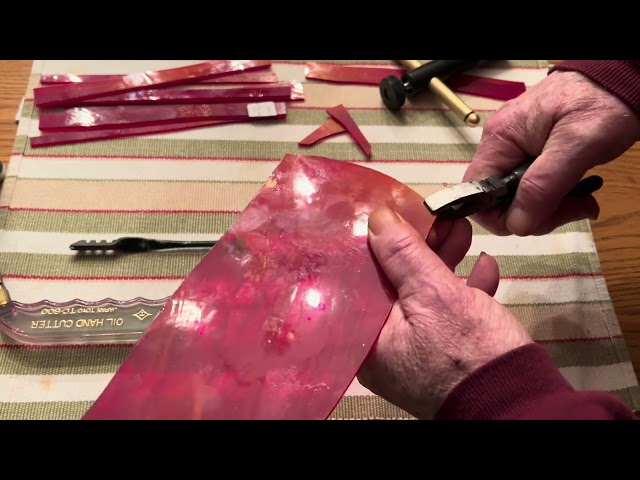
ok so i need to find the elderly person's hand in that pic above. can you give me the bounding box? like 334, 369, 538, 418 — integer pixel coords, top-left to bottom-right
357, 207, 533, 419
463, 70, 640, 236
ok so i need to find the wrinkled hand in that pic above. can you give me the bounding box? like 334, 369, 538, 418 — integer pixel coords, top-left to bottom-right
464, 70, 640, 236
357, 207, 533, 419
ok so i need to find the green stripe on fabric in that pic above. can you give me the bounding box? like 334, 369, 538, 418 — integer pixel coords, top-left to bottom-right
0, 400, 92, 420
0, 251, 603, 279
329, 395, 414, 420
0, 251, 204, 278
3, 210, 239, 234
471, 219, 591, 236
0, 210, 8, 229
0, 338, 626, 377
1, 210, 593, 236
455, 252, 601, 277
21, 101, 34, 120
22, 138, 479, 161
610, 386, 640, 411
504, 300, 607, 308
544, 337, 630, 368
13, 136, 27, 154
288, 109, 489, 127
0, 383, 632, 421
0, 346, 130, 375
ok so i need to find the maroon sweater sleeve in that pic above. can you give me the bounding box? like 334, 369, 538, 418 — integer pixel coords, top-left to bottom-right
434, 343, 636, 420
549, 60, 640, 116
432, 61, 640, 421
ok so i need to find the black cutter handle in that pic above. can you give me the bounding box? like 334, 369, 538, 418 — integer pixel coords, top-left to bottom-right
402, 60, 482, 93
489, 160, 604, 210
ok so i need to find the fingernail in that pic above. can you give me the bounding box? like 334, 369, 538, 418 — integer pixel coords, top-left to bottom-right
506, 206, 536, 236
368, 206, 402, 235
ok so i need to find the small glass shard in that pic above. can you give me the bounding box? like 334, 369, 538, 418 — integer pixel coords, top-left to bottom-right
326, 105, 372, 159
299, 118, 347, 147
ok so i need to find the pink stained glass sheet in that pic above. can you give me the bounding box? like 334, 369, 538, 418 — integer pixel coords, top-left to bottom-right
33, 60, 272, 108
82, 154, 436, 420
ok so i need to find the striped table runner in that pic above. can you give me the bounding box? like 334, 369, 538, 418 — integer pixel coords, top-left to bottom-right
0, 60, 638, 420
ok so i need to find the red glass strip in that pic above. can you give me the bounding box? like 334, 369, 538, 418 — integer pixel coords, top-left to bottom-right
71, 83, 303, 106
34, 60, 272, 108
305, 63, 528, 100
326, 105, 371, 159
40, 70, 279, 85
30, 120, 231, 148
38, 102, 287, 131
447, 73, 527, 101
299, 118, 346, 147
82, 154, 436, 420
199, 71, 279, 84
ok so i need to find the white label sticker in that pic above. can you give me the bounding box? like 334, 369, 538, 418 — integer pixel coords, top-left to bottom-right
247, 101, 277, 118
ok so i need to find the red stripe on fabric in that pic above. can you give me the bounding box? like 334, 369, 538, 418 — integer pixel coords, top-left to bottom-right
0, 335, 621, 350
3, 274, 187, 280
16, 153, 472, 164
3, 273, 603, 281
8, 207, 240, 214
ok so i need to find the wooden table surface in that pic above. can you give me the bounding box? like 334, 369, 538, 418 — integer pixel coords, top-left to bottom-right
1, 60, 639, 381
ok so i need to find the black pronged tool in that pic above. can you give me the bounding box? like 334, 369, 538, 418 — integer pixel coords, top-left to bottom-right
70, 237, 217, 253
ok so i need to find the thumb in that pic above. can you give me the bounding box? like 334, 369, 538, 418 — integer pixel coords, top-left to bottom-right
367, 206, 459, 297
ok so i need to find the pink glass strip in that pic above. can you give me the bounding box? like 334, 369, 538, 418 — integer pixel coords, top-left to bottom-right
82, 154, 435, 420
305, 63, 405, 85
30, 120, 232, 148
199, 71, 279, 84
326, 105, 371, 159
34, 60, 272, 108
40, 71, 279, 85
71, 83, 303, 106
38, 102, 287, 131
299, 118, 346, 146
